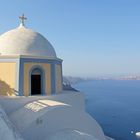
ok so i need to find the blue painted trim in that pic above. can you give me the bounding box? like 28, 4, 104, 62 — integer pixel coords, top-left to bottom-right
60, 63, 63, 90
15, 59, 20, 95
18, 57, 62, 96
20, 58, 62, 65
18, 59, 24, 96
0, 57, 63, 96
20, 58, 62, 95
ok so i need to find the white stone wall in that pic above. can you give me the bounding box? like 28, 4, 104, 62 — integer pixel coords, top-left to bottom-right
0, 105, 23, 140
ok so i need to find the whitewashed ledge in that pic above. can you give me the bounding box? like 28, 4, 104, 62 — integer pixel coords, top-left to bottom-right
0, 91, 114, 140
0, 105, 23, 140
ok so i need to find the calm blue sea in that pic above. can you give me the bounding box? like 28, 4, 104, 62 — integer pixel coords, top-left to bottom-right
73, 80, 140, 140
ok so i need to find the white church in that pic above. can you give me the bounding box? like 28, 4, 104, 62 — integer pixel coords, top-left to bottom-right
0, 14, 62, 96
0, 15, 113, 140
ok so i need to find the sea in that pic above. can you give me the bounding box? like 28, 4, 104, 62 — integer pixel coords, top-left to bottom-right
73, 80, 140, 140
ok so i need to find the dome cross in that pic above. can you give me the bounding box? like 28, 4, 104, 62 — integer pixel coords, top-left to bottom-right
19, 14, 27, 26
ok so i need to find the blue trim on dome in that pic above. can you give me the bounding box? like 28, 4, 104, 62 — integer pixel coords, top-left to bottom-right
19, 58, 24, 96
61, 63, 63, 91
19, 57, 62, 96
20, 57, 62, 64
0, 57, 62, 96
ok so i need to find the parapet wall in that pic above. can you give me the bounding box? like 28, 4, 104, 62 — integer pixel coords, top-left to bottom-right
0, 105, 23, 140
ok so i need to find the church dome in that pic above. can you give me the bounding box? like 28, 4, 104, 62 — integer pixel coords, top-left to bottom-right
0, 25, 57, 58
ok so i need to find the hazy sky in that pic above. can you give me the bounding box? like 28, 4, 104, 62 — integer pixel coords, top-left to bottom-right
0, 0, 140, 77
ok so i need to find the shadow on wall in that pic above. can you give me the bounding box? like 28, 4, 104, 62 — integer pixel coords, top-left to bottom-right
0, 79, 15, 96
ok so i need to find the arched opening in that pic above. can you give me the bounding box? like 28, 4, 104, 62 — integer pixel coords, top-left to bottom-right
31, 68, 42, 95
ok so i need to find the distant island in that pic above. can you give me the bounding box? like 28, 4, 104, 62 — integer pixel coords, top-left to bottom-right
63, 75, 140, 85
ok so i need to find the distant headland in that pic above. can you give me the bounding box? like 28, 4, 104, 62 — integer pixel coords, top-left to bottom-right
63, 75, 140, 85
